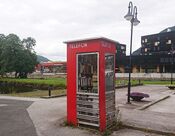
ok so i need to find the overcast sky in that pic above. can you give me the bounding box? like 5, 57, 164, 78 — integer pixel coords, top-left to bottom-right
0, 0, 174, 61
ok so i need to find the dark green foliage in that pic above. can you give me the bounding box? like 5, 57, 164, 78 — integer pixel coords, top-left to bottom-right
22, 37, 36, 51
0, 34, 38, 78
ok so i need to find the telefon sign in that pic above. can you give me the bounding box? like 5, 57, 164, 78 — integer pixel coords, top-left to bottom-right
69, 43, 87, 49
101, 41, 112, 49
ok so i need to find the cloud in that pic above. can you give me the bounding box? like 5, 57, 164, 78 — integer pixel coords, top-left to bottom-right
0, 0, 175, 60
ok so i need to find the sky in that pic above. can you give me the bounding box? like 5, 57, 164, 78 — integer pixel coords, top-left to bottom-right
0, 0, 175, 61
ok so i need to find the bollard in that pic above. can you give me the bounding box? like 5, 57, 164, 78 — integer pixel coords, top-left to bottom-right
48, 86, 51, 96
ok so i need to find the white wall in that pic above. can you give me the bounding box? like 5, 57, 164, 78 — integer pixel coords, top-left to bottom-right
115, 73, 174, 79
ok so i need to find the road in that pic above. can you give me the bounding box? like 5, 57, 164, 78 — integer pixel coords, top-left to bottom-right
0, 99, 37, 136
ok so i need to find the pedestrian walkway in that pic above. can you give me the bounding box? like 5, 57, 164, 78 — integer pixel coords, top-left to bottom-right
111, 128, 164, 136
1, 85, 175, 136
27, 96, 100, 136
120, 108, 175, 135
116, 85, 175, 135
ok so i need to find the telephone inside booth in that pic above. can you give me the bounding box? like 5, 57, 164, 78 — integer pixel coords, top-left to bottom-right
78, 53, 98, 94
77, 53, 99, 126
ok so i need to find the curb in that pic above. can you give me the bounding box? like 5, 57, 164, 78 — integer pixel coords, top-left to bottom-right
122, 124, 175, 136
115, 84, 143, 89
40, 94, 66, 99
137, 95, 170, 110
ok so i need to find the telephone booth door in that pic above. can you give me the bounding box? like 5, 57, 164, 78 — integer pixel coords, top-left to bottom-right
105, 54, 116, 127
76, 52, 100, 127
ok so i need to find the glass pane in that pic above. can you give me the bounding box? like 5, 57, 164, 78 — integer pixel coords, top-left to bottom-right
77, 53, 98, 94
105, 54, 114, 92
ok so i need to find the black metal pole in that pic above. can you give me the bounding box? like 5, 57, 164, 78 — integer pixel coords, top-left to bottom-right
127, 20, 134, 104
171, 62, 173, 84
171, 44, 174, 84
48, 86, 51, 96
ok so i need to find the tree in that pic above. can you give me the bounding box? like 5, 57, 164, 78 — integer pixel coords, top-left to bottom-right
14, 48, 37, 78
0, 34, 6, 76
0, 33, 38, 78
22, 37, 36, 52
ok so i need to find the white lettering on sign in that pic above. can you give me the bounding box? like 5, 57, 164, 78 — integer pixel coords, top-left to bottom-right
101, 41, 111, 48
69, 43, 88, 49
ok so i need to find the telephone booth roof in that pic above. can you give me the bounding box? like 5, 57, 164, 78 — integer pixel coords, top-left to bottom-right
64, 37, 119, 44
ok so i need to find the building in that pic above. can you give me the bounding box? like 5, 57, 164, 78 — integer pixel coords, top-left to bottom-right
130, 26, 175, 73
36, 61, 67, 73
115, 43, 126, 73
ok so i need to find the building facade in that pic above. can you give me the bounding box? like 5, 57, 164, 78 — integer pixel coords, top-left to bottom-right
130, 29, 175, 73
115, 43, 126, 73
138, 30, 175, 73
36, 62, 67, 73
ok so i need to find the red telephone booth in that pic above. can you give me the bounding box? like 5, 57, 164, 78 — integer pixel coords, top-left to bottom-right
65, 37, 116, 131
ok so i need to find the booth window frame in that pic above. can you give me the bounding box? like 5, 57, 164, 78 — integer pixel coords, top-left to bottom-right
76, 52, 99, 96
105, 53, 115, 94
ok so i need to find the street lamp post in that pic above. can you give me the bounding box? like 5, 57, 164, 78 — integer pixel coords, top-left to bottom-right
171, 44, 174, 84
124, 1, 140, 103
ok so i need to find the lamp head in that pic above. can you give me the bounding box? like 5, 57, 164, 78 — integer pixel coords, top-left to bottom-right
133, 17, 140, 26
133, 6, 140, 26
124, 12, 133, 21
124, 1, 133, 21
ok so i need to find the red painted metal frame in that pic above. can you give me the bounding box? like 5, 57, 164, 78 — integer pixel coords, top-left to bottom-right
66, 38, 116, 131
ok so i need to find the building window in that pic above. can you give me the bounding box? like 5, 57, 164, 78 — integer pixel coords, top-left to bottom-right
166, 39, 171, 45
145, 38, 147, 43
121, 46, 125, 50
154, 41, 160, 46
165, 58, 168, 63
145, 48, 148, 52
154, 47, 156, 51
160, 58, 164, 63
142, 40, 144, 43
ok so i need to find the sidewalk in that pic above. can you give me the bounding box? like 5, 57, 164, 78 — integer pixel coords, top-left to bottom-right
27, 96, 100, 136
1, 85, 175, 136
27, 96, 168, 136
116, 85, 175, 135
120, 108, 175, 135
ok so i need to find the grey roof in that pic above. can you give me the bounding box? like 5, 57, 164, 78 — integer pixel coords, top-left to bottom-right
132, 47, 141, 56
64, 37, 120, 44
160, 26, 175, 33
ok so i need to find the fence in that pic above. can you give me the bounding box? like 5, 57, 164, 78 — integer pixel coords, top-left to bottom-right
115, 73, 174, 80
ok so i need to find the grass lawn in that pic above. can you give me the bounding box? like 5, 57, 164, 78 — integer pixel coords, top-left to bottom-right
1, 77, 173, 87
0, 77, 66, 87
141, 80, 174, 85
0, 77, 174, 98
116, 79, 141, 86
0, 89, 66, 98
